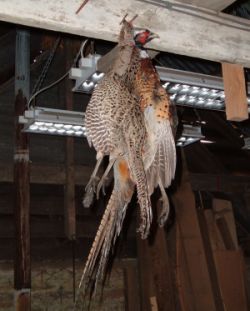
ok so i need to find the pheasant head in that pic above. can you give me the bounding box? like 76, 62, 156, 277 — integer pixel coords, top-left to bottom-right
133, 29, 159, 47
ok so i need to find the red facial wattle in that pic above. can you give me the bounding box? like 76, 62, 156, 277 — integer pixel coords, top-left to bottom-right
137, 31, 150, 45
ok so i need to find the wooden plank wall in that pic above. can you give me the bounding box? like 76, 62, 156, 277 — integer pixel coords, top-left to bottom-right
206, 199, 249, 311
172, 150, 249, 311
173, 161, 217, 311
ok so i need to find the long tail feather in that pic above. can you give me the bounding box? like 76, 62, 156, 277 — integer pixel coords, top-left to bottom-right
75, 159, 134, 306
127, 146, 152, 239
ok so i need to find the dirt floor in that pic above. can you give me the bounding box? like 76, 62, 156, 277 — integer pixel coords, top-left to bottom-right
0, 259, 125, 311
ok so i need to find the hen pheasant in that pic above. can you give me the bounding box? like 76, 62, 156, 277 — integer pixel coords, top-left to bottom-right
77, 18, 152, 301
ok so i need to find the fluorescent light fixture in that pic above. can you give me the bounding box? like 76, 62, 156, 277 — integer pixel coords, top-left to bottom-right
243, 137, 250, 150
157, 66, 250, 111
69, 56, 250, 112
18, 107, 86, 137
69, 54, 102, 93
177, 124, 204, 147
165, 85, 226, 110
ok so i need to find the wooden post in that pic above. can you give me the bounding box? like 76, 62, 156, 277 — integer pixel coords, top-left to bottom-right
123, 259, 140, 311
176, 223, 196, 311
213, 199, 238, 250
197, 208, 225, 311
14, 29, 31, 311
173, 151, 217, 311
222, 62, 248, 121
136, 225, 154, 311
64, 38, 76, 240
209, 199, 249, 311
136, 200, 176, 311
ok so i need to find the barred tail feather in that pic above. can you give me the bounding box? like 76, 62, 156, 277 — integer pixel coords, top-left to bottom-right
75, 161, 134, 306
128, 147, 152, 239
77, 195, 114, 299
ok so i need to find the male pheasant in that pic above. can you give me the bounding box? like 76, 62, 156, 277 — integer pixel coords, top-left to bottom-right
129, 31, 177, 225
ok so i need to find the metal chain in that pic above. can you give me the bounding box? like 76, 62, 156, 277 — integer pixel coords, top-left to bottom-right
31, 36, 61, 96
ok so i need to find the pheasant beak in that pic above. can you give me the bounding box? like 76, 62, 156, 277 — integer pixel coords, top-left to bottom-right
148, 32, 160, 41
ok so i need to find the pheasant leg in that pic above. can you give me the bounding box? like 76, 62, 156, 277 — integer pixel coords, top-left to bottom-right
96, 158, 116, 199
158, 180, 170, 227
83, 156, 103, 207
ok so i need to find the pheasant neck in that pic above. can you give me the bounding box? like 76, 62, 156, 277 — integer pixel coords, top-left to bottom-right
139, 49, 150, 59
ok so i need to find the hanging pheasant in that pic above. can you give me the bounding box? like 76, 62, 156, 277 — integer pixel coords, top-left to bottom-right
78, 17, 177, 301
77, 18, 151, 301
127, 30, 177, 225
84, 17, 151, 238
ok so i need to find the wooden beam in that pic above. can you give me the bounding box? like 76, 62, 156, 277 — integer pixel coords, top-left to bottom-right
175, 223, 196, 311
6, 167, 250, 193
0, 163, 93, 185
198, 111, 243, 148
136, 223, 155, 311
136, 201, 176, 311
205, 198, 249, 311
1, 1, 250, 66
222, 63, 248, 121
0, 187, 111, 217
204, 210, 226, 252
123, 259, 140, 311
64, 39, 76, 240
189, 173, 250, 193
197, 208, 225, 311
0, 217, 102, 238
173, 152, 217, 311
214, 250, 248, 311
14, 29, 31, 311
177, 0, 235, 11
213, 199, 238, 250
184, 143, 227, 174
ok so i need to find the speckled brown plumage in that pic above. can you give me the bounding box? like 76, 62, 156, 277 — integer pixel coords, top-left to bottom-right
77, 19, 152, 302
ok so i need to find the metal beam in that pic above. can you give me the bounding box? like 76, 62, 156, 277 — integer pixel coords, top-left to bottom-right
64, 38, 76, 241
14, 28, 31, 311
0, 0, 250, 67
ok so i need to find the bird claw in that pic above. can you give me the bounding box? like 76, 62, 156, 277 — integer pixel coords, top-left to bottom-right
85, 176, 100, 193
83, 176, 100, 207
102, 185, 106, 196
83, 187, 94, 208
96, 177, 108, 200
158, 212, 168, 227
157, 196, 169, 227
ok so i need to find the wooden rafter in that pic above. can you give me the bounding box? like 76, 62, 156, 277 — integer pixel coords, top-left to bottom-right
222, 63, 248, 122
0, 0, 250, 66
